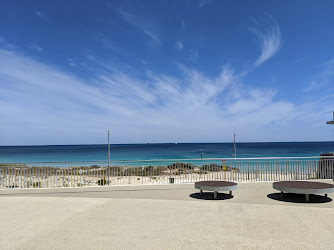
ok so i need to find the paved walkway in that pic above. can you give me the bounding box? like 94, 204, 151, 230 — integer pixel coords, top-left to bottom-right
0, 180, 334, 249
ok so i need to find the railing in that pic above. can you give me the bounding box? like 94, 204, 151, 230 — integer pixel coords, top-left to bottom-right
0, 157, 333, 189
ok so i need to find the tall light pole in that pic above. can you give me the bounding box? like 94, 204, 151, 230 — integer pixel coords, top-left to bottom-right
234, 132, 237, 159
325, 112, 334, 180
326, 112, 334, 125
234, 132, 237, 170
108, 130, 111, 186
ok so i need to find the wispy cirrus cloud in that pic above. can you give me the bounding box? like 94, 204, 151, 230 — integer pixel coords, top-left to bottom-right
1, 23, 332, 145
250, 17, 281, 66
66, 58, 77, 67
34, 10, 46, 20
303, 58, 334, 92
26, 43, 42, 52
189, 50, 199, 62
175, 41, 183, 51
0, 47, 313, 145
0, 37, 17, 49
303, 81, 318, 93
198, 0, 211, 8
117, 9, 162, 46
180, 19, 185, 30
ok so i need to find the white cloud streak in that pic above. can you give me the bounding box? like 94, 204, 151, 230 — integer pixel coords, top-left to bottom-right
175, 41, 183, 51
34, 10, 46, 20
117, 9, 162, 46
0, 47, 332, 145
250, 18, 282, 66
27, 43, 42, 52
189, 50, 199, 62
198, 0, 211, 8
303, 81, 318, 92
303, 58, 334, 92
180, 19, 185, 30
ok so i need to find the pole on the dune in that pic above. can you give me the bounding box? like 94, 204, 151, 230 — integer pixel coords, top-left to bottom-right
108, 130, 111, 186
234, 133, 237, 169
234, 133, 237, 159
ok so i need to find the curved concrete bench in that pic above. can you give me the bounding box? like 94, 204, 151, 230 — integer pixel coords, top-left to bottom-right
195, 181, 237, 199
273, 181, 334, 202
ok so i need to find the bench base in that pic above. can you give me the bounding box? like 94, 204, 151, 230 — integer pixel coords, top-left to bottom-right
200, 190, 233, 199
280, 191, 328, 202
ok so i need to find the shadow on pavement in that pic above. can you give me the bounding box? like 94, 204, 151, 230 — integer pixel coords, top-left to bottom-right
189, 192, 233, 200
267, 192, 332, 203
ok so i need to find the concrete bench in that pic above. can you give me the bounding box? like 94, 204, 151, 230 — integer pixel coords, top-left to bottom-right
273, 181, 334, 202
195, 181, 237, 199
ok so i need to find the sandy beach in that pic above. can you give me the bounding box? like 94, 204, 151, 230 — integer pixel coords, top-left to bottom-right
1, 171, 319, 188
1, 162, 325, 189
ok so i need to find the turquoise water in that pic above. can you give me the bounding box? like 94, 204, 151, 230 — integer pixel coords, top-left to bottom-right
0, 142, 333, 164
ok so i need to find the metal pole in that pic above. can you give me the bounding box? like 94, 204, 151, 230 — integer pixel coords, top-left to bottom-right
234, 133, 236, 159
234, 133, 237, 170
108, 130, 110, 186
326, 111, 334, 181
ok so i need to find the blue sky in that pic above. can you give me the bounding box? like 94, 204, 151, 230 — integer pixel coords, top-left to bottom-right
0, 0, 334, 145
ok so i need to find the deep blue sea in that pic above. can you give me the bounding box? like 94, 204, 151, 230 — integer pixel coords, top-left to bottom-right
0, 142, 334, 164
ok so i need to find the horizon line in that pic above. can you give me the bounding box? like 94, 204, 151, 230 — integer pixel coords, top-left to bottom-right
1, 140, 334, 147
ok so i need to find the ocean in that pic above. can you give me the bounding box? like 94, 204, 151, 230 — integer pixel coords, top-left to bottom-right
1, 142, 334, 164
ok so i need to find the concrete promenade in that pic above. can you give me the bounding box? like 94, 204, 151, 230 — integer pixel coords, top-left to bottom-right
0, 180, 334, 249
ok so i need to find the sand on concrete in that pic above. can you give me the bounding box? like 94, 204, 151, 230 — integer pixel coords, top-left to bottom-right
0, 180, 334, 250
